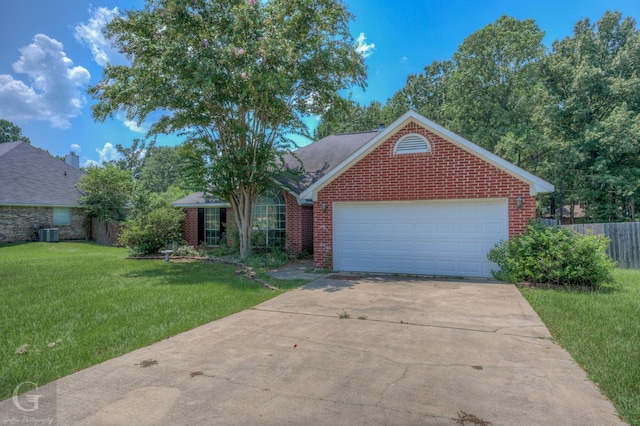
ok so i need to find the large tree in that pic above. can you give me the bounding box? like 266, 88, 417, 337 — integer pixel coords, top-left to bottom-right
445, 15, 547, 153
78, 165, 134, 222
138, 146, 190, 194
542, 11, 640, 221
90, 0, 366, 256
0, 119, 30, 143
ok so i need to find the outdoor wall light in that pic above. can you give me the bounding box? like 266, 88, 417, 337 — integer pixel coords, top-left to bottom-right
321, 202, 327, 213
516, 197, 523, 210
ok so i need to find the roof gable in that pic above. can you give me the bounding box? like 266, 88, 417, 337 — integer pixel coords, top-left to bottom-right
0, 142, 85, 207
300, 111, 554, 200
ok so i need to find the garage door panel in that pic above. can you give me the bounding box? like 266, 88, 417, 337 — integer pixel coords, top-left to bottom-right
333, 200, 507, 278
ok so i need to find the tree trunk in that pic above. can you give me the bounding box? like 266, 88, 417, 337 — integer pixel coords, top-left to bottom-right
229, 184, 256, 258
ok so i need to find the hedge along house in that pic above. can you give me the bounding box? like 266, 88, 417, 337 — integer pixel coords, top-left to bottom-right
176, 111, 554, 278
0, 142, 86, 243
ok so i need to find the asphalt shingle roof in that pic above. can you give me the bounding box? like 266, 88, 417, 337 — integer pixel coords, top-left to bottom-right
278, 130, 379, 195
0, 142, 85, 207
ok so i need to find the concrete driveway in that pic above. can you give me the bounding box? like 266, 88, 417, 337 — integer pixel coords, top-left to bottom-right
2, 275, 625, 425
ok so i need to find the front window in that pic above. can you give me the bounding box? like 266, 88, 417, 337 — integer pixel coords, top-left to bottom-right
252, 189, 286, 248
205, 208, 226, 246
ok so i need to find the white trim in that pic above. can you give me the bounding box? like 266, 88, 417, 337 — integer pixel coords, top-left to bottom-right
300, 111, 554, 200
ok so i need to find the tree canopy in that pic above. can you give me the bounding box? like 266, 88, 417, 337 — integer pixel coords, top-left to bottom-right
78, 165, 134, 223
0, 119, 30, 143
90, 0, 366, 256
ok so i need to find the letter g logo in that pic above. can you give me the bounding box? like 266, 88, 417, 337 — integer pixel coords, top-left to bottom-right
12, 381, 42, 412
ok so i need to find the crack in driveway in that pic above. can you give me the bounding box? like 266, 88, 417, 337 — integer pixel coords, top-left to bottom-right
251, 307, 545, 338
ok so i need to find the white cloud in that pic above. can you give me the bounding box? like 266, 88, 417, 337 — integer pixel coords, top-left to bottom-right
0, 34, 90, 129
82, 159, 100, 168
401, 56, 408, 63
355, 33, 375, 58
115, 112, 148, 133
74, 7, 123, 67
96, 142, 121, 163
70, 143, 81, 153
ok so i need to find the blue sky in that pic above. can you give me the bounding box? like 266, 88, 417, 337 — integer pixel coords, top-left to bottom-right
1, 0, 639, 166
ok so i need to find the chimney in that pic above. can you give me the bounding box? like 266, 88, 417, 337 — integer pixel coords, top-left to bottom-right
65, 151, 80, 169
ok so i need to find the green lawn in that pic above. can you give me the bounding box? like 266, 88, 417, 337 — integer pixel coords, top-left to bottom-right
0, 242, 307, 401
520, 269, 640, 426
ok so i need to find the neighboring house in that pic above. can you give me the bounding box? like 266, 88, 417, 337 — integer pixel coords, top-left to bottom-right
175, 111, 554, 278
0, 142, 86, 243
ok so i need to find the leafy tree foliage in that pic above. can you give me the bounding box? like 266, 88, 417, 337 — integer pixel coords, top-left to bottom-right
445, 15, 547, 154
110, 138, 154, 180
542, 11, 640, 221
138, 146, 190, 194
118, 187, 185, 255
314, 100, 384, 139
90, 0, 366, 257
0, 119, 30, 143
78, 165, 134, 222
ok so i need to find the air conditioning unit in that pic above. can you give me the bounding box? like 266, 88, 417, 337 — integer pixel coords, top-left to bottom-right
38, 228, 59, 242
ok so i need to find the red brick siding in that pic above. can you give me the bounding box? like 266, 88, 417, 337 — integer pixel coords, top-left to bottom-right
182, 208, 200, 248
284, 191, 314, 254
313, 122, 536, 269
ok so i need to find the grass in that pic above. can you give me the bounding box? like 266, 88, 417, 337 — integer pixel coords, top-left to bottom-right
519, 269, 640, 426
0, 242, 307, 401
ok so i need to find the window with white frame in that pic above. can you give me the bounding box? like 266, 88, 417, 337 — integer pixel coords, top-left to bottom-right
252, 189, 286, 248
204, 208, 225, 246
53, 207, 70, 226
394, 133, 431, 154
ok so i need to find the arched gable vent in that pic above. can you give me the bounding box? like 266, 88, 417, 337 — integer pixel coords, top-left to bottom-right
394, 133, 431, 154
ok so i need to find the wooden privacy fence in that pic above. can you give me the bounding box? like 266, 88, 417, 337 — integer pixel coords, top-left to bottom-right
562, 222, 640, 269
91, 219, 122, 246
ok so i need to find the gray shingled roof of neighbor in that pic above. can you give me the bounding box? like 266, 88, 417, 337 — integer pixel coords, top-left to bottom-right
173, 130, 380, 207
0, 142, 85, 207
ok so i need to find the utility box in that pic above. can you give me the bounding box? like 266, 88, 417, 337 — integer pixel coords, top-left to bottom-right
38, 228, 59, 242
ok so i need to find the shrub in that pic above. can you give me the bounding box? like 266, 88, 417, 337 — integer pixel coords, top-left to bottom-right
487, 224, 616, 287
119, 202, 185, 256
172, 243, 201, 257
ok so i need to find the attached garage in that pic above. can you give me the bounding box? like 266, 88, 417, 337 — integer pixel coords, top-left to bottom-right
333, 199, 508, 278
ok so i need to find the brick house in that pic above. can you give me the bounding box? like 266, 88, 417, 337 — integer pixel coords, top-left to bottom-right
0, 142, 87, 243
175, 111, 553, 277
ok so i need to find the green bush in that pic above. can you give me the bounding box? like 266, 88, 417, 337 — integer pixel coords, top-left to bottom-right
487, 224, 616, 287
172, 244, 201, 257
119, 204, 185, 256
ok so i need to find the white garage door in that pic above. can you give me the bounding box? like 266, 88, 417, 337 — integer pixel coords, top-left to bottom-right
333, 200, 508, 278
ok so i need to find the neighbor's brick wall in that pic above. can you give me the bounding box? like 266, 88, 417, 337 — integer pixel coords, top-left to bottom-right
0, 206, 87, 243
313, 121, 536, 269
